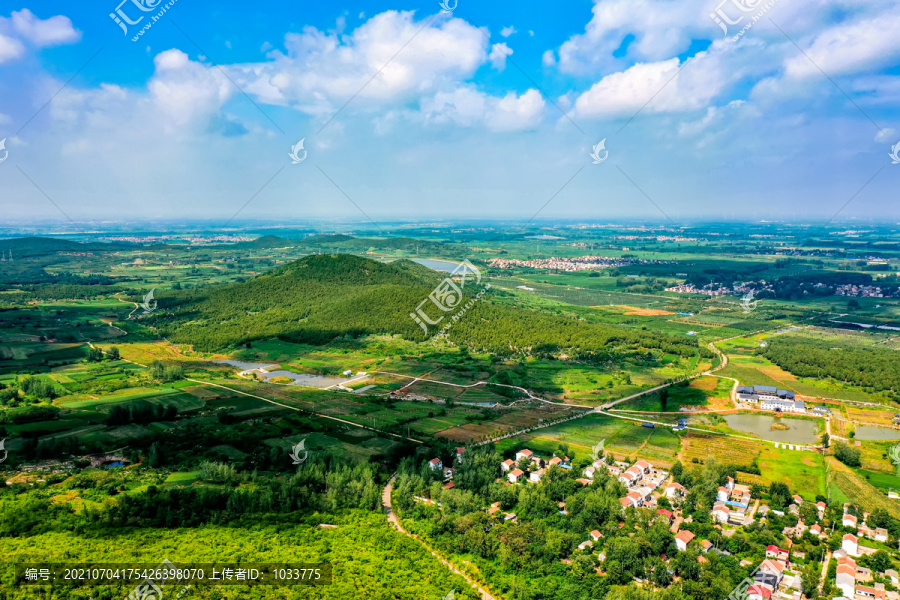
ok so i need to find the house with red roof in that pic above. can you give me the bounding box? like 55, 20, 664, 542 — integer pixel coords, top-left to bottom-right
675, 530, 695, 551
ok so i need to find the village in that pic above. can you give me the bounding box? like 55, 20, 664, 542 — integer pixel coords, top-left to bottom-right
421, 445, 900, 600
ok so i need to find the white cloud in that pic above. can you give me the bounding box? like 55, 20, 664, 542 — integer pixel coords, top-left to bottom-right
148, 49, 234, 129
487, 89, 545, 132
489, 42, 512, 71
9, 8, 80, 47
0, 33, 24, 63
555, 0, 710, 75
421, 86, 545, 132
783, 10, 900, 80
542, 49, 556, 67
573, 50, 730, 117
227, 11, 488, 115
501, 25, 517, 37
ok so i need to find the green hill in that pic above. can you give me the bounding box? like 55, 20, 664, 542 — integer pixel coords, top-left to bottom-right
161, 254, 707, 361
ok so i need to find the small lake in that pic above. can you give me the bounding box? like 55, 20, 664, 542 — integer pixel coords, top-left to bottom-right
724, 414, 818, 444
412, 258, 476, 274
213, 360, 353, 389
854, 426, 900, 441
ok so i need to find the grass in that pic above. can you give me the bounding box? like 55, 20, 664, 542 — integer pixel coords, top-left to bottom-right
756, 446, 826, 500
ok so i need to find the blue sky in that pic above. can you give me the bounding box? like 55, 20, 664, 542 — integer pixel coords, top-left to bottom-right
0, 0, 898, 225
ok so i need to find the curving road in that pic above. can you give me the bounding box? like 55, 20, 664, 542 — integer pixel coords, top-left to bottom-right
382, 475, 498, 600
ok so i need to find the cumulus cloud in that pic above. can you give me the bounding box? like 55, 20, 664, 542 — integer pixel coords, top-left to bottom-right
226, 11, 488, 115
783, 10, 900, 80
9, 8, 80, 46
500, 25, 517, 37
148, 50, 234, 128
0, 8, 79, 64
572, 48, 733, 118
421, 86, 545, 132
542, 49, 555, 67
0, 33, 24, 63
489, 42, 512, 71
555, 0, 710, 75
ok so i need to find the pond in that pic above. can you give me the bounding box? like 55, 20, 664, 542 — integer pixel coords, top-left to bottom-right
411, 258, 477, 274
853, 426, 900, 441
723, 414, 818, 444
212, 360, 353, 389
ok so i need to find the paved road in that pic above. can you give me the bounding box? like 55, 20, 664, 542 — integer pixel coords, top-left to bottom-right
382, 476, 498, 600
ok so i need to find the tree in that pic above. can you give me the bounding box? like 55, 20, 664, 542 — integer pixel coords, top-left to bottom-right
107, 346, 121, 360
800, 561, 820, 598
834, 442, 861, 467
659, 388, 669, 411
821, 433, 830, 448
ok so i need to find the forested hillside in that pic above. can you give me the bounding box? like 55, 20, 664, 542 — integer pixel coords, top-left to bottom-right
764, 335, 900, 397
161, 255, 706, 361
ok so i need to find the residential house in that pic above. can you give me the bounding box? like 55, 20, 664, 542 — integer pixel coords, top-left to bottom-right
675, 530, 695, 552
725, 476, 735, 490
757, 559, 785, 585
836, 563, 856, 598
582, 466, 596, 480
875, 528, 888, 542
699, 540, 713, 553
816, 501, 826, 518
515, 449, 534, 463
765, 546, 789, 562
529, 469, 545, 483
455, 447, 465, 463
712, 502, 730, 524
626, 490, 644, 507
746, 585, 772, 600
666, 482, 687, 499
508, 468, 525, 483
855, 584, 886, 600
589, 530, 602, 541
657, 508, 674, 522
717, 487, 730, 502
843, 514, 858, 528
634, 459, 652, 473
843, 533, 859, 556
442, 481, 455, 490
548, 456, 562, 468
792, 494, 803, 505
428, 458, 443, 471
810, 524, 822, 537
501, 459, 515, 473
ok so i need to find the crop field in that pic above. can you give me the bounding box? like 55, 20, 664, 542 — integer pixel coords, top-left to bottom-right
756, 446, 826, 500
829, 460, 900, 520
493, 414, 682, 466
622, 376, 734, 412
679, 432, 763, 465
